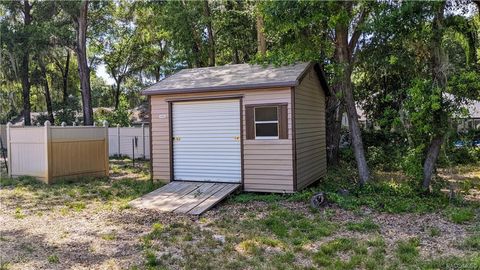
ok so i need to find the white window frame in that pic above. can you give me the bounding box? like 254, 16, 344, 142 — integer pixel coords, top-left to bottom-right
254, 106, 279, 139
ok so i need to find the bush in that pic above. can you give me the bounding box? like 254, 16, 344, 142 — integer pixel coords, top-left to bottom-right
362, 130, 408, 171
440, 129, 480, 166
401, 147, 424, 181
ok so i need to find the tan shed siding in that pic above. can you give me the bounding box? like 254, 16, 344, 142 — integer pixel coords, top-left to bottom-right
295, 69, 327, 190
150, 88, 294, 193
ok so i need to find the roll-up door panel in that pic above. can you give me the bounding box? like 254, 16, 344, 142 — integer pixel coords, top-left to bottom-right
172, 99, 241, 183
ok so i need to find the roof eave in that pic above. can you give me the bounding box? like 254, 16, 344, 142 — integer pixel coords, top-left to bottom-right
142, 81, 298, 96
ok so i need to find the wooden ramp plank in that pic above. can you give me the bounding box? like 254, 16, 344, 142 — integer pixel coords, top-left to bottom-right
148, 182, 202, 210
160, 182, 217, 212
174, 183, 226, 214
129, 181, 195, 208
188, 184, 240, 215
129, 181, 240, 215
129, 182, 183, 208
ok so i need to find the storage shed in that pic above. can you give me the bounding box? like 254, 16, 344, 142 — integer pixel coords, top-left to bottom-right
143, 62, 328, 193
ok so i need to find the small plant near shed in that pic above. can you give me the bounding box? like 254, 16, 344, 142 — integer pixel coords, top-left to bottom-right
428, 226, 441, 237
47, 254, 59, 264
144, 250, 158, 267
14, 207, 25, 219
101, 232, 117, 241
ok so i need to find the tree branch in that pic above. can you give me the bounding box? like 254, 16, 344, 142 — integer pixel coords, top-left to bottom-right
348, 6, 370, 56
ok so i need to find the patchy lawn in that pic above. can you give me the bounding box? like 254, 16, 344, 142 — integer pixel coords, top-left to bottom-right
0, 160, 479, 270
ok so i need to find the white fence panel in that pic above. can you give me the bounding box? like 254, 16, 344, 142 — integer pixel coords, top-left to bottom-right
108, 125, 150, 159
8, 127, 46, 178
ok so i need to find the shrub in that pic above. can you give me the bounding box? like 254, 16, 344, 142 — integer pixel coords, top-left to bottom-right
362, 130, 408, 171
401, 147, 424, 181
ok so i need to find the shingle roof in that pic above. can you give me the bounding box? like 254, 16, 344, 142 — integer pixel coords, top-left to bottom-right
142, 62, 327, 95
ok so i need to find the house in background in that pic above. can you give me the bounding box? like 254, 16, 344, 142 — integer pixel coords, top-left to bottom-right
456, 99, 480, 131
143, 62, 329, 193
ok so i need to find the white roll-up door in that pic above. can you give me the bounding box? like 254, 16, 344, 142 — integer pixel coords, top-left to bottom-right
172, 99, 241, 183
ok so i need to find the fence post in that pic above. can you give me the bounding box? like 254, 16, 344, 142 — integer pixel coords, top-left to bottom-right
44, 120, 52, 184
117, 124, 121, 157
142, 123, 146, 159
6, 122, 12, 178
103, 120, 109, 177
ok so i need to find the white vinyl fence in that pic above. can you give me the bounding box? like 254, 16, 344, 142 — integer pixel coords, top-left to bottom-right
7, 121, 109, 184
108, 124, 150, 159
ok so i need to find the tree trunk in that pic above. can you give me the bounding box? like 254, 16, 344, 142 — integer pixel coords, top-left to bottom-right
344, 79, 370, 185
62, 49, 70, 104
326, 95, 343, 166
21, 0, 32, 126
203, 0, 215, 66
423, 1, 447, 190
335, 19, 370, 185
155, 66, 161, 82
114, 77, 122, 110
256, 14, 267, 56
233, 49, 240, 64
422, 135, 444, 190
74, 0, 94, 125
39, 59, 55, 124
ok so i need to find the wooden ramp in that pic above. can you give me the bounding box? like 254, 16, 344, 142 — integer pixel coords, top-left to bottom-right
129, 181, 240, 215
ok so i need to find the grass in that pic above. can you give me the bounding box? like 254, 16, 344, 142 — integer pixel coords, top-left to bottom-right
444, 207, 476, 224
1, 159, 479, 269
313, 237, 383, 269
345, 218, 380, 233
396, 238, 420, 264
0, 159, 162, 215
229, 163, 480, 215
260, 208, 335, 245
461, 234, 480, 250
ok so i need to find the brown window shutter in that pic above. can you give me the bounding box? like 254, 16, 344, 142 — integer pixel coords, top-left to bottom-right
278, 104, 288, 139
245, 106, 255, 139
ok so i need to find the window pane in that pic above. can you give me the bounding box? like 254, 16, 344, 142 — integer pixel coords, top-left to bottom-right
256, 123, 278, 137
255, 107, 277, 121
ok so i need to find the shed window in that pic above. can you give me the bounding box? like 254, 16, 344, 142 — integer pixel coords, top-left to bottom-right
245, 104, 288, 140
254, 107, 279, 139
